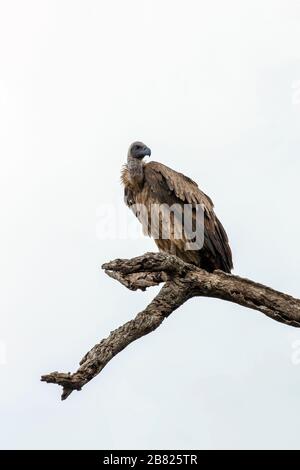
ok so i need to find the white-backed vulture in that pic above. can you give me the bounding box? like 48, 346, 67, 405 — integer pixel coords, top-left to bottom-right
121, 141, 233, 273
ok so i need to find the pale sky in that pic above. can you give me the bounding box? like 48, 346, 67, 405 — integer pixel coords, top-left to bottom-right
1, 0, 300, 449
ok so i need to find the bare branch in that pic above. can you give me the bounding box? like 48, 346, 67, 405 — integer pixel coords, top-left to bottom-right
41, 252, 300, 400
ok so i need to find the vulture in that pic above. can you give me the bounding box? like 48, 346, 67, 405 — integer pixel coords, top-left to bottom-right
121, 141, 233, 273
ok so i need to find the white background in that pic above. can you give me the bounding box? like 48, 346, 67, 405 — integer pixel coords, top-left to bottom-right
1, 0, 300, 449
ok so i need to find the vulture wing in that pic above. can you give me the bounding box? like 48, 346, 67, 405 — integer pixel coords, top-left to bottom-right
143, 161, 233, 273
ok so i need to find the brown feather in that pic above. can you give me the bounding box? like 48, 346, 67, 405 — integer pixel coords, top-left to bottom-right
122, 161, 233, 273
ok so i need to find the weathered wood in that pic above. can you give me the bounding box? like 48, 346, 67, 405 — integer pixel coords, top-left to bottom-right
41, 252, 300, 400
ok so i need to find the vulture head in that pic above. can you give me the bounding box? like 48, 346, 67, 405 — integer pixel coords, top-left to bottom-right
128, 141, 151, 160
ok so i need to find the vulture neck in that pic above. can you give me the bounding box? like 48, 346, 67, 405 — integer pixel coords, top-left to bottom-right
127, 156, 144, 187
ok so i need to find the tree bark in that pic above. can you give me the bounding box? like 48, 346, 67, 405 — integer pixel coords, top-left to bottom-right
41, 252, 300, 400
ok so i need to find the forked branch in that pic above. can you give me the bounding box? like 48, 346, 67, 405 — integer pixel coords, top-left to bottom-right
41, 252, 300, 400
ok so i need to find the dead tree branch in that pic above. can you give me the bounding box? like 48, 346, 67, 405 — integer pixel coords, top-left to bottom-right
41, 252, 300, 400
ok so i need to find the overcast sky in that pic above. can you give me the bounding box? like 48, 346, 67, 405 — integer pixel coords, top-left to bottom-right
1, 0, 300, 450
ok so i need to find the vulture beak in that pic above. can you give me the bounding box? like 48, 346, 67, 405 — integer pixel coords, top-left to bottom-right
141, 146, 151, 158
